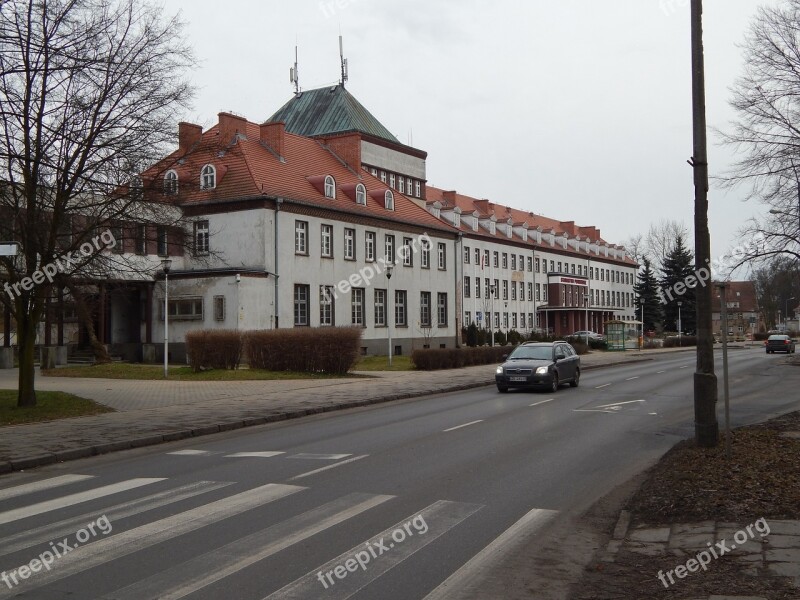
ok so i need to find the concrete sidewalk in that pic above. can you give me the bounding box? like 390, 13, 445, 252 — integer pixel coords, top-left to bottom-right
0, 347, 695, 474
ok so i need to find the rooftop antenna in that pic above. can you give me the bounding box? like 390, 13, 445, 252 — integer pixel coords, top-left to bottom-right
339, 35, 348, 87
289, 45, 300, 94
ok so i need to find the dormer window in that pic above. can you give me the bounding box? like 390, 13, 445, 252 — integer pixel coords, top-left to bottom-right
163, 170, 178, 195
200, 164, 216, 190
385, 190, 395, 211
324, 175, 336, 199
355, 183, 366, 205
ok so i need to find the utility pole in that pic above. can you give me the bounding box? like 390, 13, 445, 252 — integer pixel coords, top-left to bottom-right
690, 0, 719, 447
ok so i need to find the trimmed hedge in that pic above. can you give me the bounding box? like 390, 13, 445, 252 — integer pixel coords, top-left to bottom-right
663, 335, 697, 348
186, 330, 243, 372
245, 327, 362, 374
411, 346, 510, 371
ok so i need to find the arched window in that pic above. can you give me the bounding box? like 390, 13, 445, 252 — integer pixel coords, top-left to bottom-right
324, 175, 336, 199
355, 183, 366, 205
200, 164, 216, 190
163, 170, 178, 195
384, 190, 394, 211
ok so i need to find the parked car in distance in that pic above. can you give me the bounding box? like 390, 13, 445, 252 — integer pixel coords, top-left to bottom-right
568, 330, 605, 341
765, 334, 796, 354
495, 341, 580, 393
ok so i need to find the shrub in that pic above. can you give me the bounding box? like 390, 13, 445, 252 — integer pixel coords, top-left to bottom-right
186, 330, 243, 372
571, 341, 589, 355
589, 338, 608, 350
754, 332, 770, 341
465, 323, 478, 347
244, 327, 362, 374
411, 345, 511, 370
507, 329, 524, 345
663, 335, 697, 348
494, 330, 507, 346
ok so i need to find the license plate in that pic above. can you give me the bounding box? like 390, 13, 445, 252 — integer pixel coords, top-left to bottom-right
509, 376, 527, 382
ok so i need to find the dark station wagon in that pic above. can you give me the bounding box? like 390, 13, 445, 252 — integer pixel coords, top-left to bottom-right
495, 341, 581, 393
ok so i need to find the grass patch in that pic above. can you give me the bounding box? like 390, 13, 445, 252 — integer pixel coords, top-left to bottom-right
42, 363, 364, 381
0, 390, 114, 426
354, 355, 414, 371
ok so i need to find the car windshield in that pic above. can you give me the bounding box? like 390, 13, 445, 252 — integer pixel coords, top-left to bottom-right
508, 346, 553, 360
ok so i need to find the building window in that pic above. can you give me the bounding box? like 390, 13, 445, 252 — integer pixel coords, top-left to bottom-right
110, 226, 124, 254
535, 258, 540, 273
493, 279, 499, 298
464, 246, 471, 264
475, 277, 481, 298
420, 291, 431, 327
511, 281, 517, 301
135, 224, 146, 255
320, 285, 335, 326
294, 284, 310, 326
438, 293, 448, 326
365, 231, 376, 262
344, 228, 355, 260
437, 243, 446, 270
398, 177, 405, 194
558, 261, 562, 273
464, 276, 471, 298
549, 260, 554, 273
162, 297, 203, 321
395, 290, 407, 326
200, 164, 216, 190
194, 220, 209, 255
502, 253, 508, 269
407, 177, 413, 194
527, 257, 533, 272
415, 181, 421, 197
211, 295, 225, 322
163, 170, 178, 195
385, 190, 394, 210
321, 224, 333, 258
511, 255, 517, 271
295, 221, 308, 255
571, 264, 575, 275
503, 313, 509, 329
380, 171, 387, 183
484, 250, 489, 269
474, 248, 480, 265
536, 283, 541, 301
465, 311, 471, 325
324, 175, 336, 199
528, 282, 533, 301
402, 237, 413, 266
512, 313, 518, 329
389, 173, 396, 189
503, 280, 508, 300
370, 167, 377, 176
421, 240, 430, 269
494, 312, 500, 328
543, 286, 548, 301
493, 251, 499, 268
375, 289, 387, 327
157, 226, 168, 257
356, 184, 367, 205
484, 278, 490, 299
351, 288, 365, 326
385, 234, 395, 263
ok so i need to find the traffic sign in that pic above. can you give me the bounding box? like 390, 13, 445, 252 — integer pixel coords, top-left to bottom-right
0, 242, 18, 257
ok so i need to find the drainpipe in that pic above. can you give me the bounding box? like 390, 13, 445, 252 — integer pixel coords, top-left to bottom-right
274, 198, 282, 329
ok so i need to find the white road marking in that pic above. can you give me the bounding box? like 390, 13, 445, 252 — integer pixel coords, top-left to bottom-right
573, 409, 616, 414
263, 500, 483, 600
594, 399, 645, 409
529, 398, 555, 407
423, 507, 558, 600
0, 483, 305, 597
625, 376, 639, 381
290, 455, 369, 481
166, 450, 214, 456
680, 365, 690, 369
0, 480, 232, 558
0, 478, 164, 526
0, 474, 94, 502
102, 492, 395, 600
224, 451, 285, 458
656, 370, 667, 374
443, 420, 484, 432
287, 453, 352, 460
594, 383, 612, 389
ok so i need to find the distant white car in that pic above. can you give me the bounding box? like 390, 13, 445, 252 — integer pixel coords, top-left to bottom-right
569, 330, 605, 342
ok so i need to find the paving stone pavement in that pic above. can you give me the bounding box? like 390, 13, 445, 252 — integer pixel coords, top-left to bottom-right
600, 511, 800, 597
0, 348, 692, 474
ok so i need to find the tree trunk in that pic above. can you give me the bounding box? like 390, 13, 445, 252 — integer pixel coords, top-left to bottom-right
17, 314, 37, 407
68, 285, 112, 364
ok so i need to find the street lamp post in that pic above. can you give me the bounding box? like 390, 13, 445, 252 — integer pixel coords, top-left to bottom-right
386, 263, 393, 367
639, 297, 644, 350
677, 300, 683, 347
489, 284, 496, 346
161, 258, 172, 378
584, 293, 590, 347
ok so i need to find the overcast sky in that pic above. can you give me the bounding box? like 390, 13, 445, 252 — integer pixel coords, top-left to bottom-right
162, 0, 778, 267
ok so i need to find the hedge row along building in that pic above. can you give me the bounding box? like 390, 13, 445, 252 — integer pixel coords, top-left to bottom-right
49, 84, 639, 362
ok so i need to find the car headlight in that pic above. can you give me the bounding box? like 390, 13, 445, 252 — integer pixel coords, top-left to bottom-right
496, 366, 504, 374
535, 366, 549, 375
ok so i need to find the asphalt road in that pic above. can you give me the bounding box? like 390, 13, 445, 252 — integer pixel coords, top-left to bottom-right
0, 347, 797, 600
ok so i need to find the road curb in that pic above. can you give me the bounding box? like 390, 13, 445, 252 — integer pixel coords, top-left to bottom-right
0, 358, 654, 473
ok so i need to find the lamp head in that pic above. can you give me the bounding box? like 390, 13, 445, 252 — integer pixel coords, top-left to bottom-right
162, 258, 172, 274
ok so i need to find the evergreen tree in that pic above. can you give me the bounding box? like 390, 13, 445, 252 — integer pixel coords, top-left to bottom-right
633, 258, 663, 331
660, 235, 697, 333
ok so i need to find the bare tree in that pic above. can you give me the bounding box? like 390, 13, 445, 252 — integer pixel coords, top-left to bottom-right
0, 0, 194, 406
718, 1, 800, 259
644, 219, 689, 272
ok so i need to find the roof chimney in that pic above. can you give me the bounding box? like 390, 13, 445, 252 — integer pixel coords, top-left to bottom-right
260, 121, 285, 158
178, 122, 202, 153
442, 190, 457, 206
218, 112, 248, 144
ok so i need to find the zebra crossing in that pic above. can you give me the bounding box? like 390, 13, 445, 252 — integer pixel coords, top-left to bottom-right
0, 472, 491, 599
